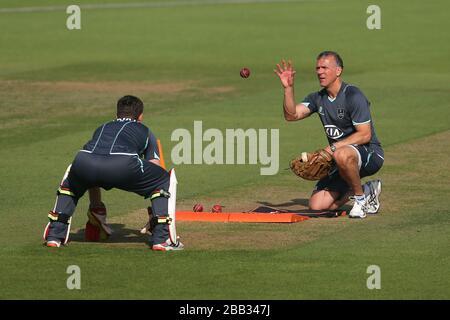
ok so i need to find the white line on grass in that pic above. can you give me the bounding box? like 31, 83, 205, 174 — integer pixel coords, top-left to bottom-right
0, 0, 330, 14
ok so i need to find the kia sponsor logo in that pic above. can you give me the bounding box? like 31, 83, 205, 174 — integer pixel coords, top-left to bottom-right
324, 125, 344, 139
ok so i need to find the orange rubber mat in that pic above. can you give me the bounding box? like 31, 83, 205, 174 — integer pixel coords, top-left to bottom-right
176, 211, 309, 223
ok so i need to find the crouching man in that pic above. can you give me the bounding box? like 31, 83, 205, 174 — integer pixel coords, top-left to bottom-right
275, 52, 384, 218
43, 95, 183, 251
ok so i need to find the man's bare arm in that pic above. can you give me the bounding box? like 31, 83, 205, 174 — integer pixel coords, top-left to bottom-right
275, 60, 312, 121
284, 95, 312, 121
324, 123, 372, 153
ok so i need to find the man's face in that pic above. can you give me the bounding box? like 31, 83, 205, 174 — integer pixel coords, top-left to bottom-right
316, 56, 342, 88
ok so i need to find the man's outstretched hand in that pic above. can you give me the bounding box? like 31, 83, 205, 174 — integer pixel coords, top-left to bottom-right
274, 59, 296, 88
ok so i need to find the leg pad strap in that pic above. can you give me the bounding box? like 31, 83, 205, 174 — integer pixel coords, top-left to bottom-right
152, 216, 172, 225
48, 211, 72, 224
145, 207, 172, 234
57, 187, 75, 197
150, 189, 171, 200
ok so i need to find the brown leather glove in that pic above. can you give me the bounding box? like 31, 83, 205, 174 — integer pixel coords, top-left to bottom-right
290, 149, 334, 181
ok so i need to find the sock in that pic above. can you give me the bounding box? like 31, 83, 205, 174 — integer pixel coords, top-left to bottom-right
354, 194, 365, 202
363, 183, 369, 195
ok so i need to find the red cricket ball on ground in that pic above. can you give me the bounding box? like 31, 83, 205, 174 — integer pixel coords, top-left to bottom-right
211, 204, 223, 213
240, 67, 250, 78
193, 203, 204, 212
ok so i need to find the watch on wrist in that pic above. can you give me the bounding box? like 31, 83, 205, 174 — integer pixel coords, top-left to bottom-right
330, 143, 337, 153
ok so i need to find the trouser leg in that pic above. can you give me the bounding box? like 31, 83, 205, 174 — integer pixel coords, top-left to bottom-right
149, 181, 170, 245
44, 165, 86, 244
46, 194, 79, 243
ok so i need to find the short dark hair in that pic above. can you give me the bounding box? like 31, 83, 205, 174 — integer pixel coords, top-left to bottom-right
317, 51, 344, 69
117, 95, 144, 120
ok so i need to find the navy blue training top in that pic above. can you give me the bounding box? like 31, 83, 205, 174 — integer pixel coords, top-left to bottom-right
302, 82, 382, 148
81, 118, 160, 161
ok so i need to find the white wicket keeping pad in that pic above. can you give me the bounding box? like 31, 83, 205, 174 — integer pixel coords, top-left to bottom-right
168, 168, 178, 245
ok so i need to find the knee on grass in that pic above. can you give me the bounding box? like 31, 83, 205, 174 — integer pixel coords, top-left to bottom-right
308, 200, 333, 211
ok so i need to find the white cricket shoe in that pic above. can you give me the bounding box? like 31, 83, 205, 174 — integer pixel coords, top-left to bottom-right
364, 179, 382, 214
349, 195, 369, 219
46, 240, 62, 247
152, 238, 184, 251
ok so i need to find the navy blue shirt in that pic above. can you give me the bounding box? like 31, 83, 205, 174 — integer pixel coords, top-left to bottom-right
81, 118, 160, 160
302, 82, 382, 148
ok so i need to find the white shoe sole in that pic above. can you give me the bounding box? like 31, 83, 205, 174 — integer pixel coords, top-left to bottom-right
152, 244, 184, 251
152, 240, 184, 251
46, 240, 61, 247
368, 180, 382, 214
349, 213, 367, 219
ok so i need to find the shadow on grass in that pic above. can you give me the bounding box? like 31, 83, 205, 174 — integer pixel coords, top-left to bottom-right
257, 198, 310, 208
257, 198, 353, 212
70, 223, 149, 244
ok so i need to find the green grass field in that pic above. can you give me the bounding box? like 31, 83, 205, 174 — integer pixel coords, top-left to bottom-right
1, 0, 449, 299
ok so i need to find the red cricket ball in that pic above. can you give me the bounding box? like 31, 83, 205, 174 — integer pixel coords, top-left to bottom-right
240, 67, 250, 78
211, 204, 223, 213
193, 203, 204, 212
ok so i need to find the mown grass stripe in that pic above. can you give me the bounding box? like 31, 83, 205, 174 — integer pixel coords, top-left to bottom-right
0, 0, 329, 14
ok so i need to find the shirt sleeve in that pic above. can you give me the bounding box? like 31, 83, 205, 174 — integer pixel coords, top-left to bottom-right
143, 129, 161, 161
301, 92, 318, 114
348, 90, 372, 126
